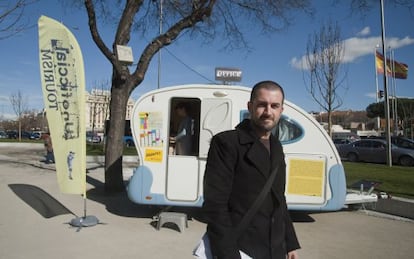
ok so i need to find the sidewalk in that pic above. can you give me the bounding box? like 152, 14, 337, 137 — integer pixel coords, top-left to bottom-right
0, 143, 413, 259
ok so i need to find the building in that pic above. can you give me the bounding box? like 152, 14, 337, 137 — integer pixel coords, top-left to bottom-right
85, 89, 134, 132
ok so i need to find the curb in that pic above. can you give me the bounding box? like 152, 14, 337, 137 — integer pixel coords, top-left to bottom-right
372, 198, 414, 220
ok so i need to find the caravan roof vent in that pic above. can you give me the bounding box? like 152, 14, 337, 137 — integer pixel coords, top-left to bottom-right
213, 90, 228, 97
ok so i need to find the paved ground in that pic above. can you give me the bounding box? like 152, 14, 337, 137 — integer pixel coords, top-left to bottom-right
0, 143, 413, 259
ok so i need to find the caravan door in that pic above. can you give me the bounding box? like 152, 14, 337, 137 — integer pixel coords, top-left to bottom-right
166, 98, 200, 202
166, 97, 233, 202
199, 98, 233, 158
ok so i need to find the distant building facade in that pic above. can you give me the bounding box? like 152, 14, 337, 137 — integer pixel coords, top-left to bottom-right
85, 89, 134, 132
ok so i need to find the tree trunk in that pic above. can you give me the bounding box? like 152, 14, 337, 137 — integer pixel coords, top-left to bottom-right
104, 74, 130, 193
328, 110, 332, 138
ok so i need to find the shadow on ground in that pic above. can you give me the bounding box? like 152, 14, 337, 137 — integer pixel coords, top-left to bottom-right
85, 173, 316, 227
85, 174, 205, 225
6, 165, 316, 227
8, 184, 75, 218
290, 211, 316, 223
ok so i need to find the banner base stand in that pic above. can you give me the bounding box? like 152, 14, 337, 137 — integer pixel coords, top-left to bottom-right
70, 215, 99, 227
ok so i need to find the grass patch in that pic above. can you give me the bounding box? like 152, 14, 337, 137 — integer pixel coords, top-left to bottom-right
86, 143, 137, 156
0, 138, 43, 143
343, 162, 414, 198
0, 139, 137, 156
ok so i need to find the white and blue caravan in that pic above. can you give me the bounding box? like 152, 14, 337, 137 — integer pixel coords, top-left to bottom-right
127, 84, 348, 211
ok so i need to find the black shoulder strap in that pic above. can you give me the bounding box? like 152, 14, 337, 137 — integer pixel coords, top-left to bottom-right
234, 165, 279, 237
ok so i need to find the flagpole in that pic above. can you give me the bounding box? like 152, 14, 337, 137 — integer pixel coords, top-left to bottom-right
374, 46, 380, 130
380, 0, 392, 166
391, 49, 398, 136
389, 47, 395, 136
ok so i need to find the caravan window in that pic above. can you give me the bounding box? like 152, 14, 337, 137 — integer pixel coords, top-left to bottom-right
239, 110, 303, 143
275, 116, 304, 143
169, 98, 200, 156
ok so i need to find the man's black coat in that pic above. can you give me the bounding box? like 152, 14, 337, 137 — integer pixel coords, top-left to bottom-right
202, 119, 300, 259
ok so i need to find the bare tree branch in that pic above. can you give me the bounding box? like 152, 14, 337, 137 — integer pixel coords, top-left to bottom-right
9, 90, 28, 141
0, 0, 38, 40
304, 19, 347, 136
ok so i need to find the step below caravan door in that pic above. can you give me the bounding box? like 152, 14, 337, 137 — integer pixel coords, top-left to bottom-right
199, 98, 233, 158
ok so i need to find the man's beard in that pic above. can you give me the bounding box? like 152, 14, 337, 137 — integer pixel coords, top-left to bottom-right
252, 115, 278, 132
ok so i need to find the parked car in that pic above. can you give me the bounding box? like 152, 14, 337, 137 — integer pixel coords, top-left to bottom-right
333, 138, 355, 148
86, 132, 101, 143
337, 139, 414, 166
124, 136, 134, 147
5, 130, 31, 139
6, 130, 17, 139
21, 131, 31, 139
0, 131, 7, 139
391, 137, 414, 150
368, 136, 414, 150
29, 132, 42, 140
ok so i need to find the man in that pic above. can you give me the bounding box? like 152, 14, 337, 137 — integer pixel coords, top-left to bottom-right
202, 81, 300, 259
43, 133, 54, 164
171, 102, 193, 155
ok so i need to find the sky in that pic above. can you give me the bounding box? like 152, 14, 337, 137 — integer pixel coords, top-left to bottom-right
0, 1, 413, 120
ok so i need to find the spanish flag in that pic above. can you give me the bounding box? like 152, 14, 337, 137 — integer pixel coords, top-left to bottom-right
38, 16, 86, 195
375, 51, 408, 79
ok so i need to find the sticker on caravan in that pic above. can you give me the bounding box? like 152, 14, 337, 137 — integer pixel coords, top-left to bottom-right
144, 148, 163, 163
139, 112, 163, 147
286, 158, 325, 197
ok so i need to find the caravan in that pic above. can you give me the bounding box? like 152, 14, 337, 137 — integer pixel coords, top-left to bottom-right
127, 84, 349, 211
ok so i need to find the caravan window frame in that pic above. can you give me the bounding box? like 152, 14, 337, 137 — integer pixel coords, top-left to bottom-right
239, 110, 304, 144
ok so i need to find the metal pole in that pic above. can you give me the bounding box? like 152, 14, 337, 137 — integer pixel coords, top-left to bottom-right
157, 0, 163, 90
374, 46, 380, 130
391, 50, 398, 136
389, 48, 395, 136
380, 0, 392, 166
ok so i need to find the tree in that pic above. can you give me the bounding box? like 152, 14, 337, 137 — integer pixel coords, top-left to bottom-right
79, 0, 312, 192
366, 98, 414, 119
20, 109, 47, 132
366, 102, 384, 119
304, 19, 347, 137
0, 0, 38, 40
366, 98, 414, 135
9, 90, 28, 141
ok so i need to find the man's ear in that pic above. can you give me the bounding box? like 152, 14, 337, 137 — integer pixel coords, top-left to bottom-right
247, 101, 252, 112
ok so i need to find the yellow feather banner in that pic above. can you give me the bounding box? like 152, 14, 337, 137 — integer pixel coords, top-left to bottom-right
38, 16, 86, 195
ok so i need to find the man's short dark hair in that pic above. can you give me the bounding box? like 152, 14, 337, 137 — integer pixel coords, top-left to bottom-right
250, 80, 285, 103
175, 102, 189, 112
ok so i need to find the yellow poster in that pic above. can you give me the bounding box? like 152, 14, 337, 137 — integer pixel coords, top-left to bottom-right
144, 148, 163, 163
287, 158, 325, 197
38, 16, 86, 195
